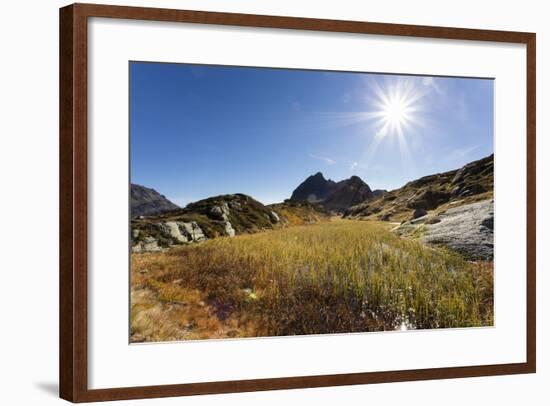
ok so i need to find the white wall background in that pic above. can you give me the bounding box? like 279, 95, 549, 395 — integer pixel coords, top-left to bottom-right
0, 0, 545, 404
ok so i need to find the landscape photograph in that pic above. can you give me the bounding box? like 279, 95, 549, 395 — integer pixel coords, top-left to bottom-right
129, 62, 494, 343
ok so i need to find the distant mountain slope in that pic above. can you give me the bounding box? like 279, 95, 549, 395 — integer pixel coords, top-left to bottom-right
290, 173, 385, 212
344, 154, 494, 222
131, 184, 179, 218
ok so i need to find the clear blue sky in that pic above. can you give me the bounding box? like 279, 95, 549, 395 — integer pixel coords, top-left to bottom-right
130, 62, 493, 206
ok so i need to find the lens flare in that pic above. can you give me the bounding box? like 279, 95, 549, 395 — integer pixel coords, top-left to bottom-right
311, 76, 429, 174
368, 77, 424, 139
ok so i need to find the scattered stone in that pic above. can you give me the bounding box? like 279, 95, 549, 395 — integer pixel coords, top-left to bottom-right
450, 185, 462, 197
229, 201, 242, 210
210, 205, 224, 219
412, 208, 428, 219
142, 238, 161, 252
451, 168, 466, 185
225, 221, 236, 237
270, 211, 280, 223
210, 204, 230, 221
425, 216, 441, 225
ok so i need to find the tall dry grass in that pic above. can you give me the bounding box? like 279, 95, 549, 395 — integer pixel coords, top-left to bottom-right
131, 219, 493, 342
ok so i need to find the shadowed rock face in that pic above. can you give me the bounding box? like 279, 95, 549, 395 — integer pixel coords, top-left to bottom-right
131, 184, 179, 218
323, 176, 375, 212
291, 173, 384, 212
290, 172, 336, 203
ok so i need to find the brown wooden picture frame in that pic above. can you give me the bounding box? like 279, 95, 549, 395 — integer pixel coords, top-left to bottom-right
59, 3, 536, 402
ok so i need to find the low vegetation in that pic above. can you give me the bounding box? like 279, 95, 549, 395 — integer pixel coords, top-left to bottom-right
344, 154, 494, 222
268, 200, 328, 226
131, 219, 493, 342
131, 194, 330, 246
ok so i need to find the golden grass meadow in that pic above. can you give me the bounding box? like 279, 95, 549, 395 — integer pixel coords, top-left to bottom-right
130, 219, 493, 342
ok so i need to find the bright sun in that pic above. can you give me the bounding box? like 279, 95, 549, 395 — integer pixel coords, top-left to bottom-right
383, 97, 409, 126
316, 77, 427, 171
372, 79, 421, 138
353, 77, 427, 170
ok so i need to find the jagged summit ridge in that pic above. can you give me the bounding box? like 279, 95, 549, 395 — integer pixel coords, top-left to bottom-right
290, 172, 385, 212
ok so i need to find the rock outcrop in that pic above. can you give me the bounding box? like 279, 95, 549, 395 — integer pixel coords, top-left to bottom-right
210, 203, 230, 221
270, 211, 280, 223
394, 199, 494, 260
132, 236, 161, 253
132, 221, 206, 252
224, 221, 236, 237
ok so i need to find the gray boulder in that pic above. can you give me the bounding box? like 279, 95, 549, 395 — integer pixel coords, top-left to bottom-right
161, 221, 188, 243
132, 236, 162, 253
225, 221, 236, 237
210, 204, 230, 221
181, 221, 206, 242
422, 200, 494, 260
394, 199, 494, 261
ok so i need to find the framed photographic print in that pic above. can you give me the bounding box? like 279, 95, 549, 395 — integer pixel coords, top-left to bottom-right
59, 3, 536, 402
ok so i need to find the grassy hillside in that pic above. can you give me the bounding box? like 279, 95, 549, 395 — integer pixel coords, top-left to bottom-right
131, 194, 330, 249
268, 200, 329, 226
131, 219, 493, 342
344, 154, 493, 222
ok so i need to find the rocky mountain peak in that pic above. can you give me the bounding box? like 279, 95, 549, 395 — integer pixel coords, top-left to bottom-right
290, 172, 335, 203
291, 173, 378, 212
347, 175, 366, 185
